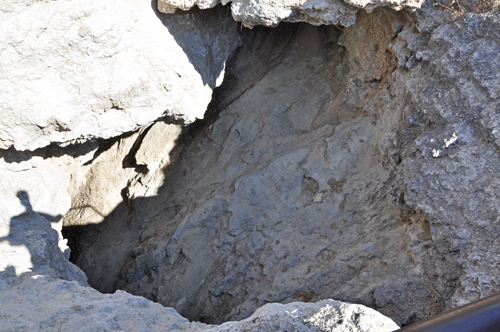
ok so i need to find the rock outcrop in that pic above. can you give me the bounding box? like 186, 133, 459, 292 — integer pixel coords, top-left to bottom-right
157, 0, 425, 28
63, 1, 500, 328
2, 0, 500, 330
0, 0, 240, 151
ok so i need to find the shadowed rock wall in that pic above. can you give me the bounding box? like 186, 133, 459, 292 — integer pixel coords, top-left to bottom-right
64, 3, 500, 327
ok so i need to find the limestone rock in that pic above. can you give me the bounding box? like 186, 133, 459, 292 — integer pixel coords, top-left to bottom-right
110, 18, 434, 325
1, 277, 398, 332
0, 142, 98, 264
63, 121, 183, 293
395, 10, 500, 308
134, 122, 183, 173
1, 276, 206, 332
229, 0, 359, 28
0, 0, 240, 151
0, 202, 87, 285
212, 300, 400, 331
68, 14, 428, 326
2, 0, 500, 329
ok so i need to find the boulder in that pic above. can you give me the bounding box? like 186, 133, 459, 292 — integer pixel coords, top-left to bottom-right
0, 0, 240, 151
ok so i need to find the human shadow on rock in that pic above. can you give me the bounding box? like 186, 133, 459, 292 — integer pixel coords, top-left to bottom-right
0, 191, 79, 283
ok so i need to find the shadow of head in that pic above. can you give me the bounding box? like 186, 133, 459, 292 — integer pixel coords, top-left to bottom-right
15, 190, 62, 224
16, 190, 32, 212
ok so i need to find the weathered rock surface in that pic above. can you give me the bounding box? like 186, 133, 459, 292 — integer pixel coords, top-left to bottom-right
0, 0, 240, 151
158, 0, 424, 28
0, 194, 88, 285
396, 9, 500, 308
2, 278, 398, 332
62, 123, 185, 293
1, 204, 398, 331
2, 0, 500, 329
65, 1, 500, 328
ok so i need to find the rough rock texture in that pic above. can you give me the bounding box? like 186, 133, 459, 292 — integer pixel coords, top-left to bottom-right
158, 0, 424, 28
1, 205, 398, 331
397, 9, 500, 308
63, 123, 184, 293
0, 0, 240, 151
2, 0, 500, 329
2, 279, 398, 332
213, 300, 400, 331
0, 142, 99, 264
65, 1, 500, 328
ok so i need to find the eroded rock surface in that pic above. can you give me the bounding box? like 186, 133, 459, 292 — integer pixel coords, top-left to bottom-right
65, 2, 500, 328
2, 0, 500, 329
0, 142, 99, 265
0, 0, 240, 151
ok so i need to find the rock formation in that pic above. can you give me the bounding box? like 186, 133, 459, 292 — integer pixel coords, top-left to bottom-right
1, 206, 398, 331
0, 0, 240, 151
157, 0, 425, 28
1, 0, 500, 330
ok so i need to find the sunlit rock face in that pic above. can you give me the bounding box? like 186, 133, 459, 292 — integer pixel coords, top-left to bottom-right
0, 0, 240, 151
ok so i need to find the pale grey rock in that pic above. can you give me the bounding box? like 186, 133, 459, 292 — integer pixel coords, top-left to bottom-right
0, 194, 88, 285
229, 0, 359, 28
211, 300, 399, 331
1, 277, 397, 332
0, 0, 240, 151
0, 276, 206, 332
134, 122, 183, 173
158, 0, 425, 28
158, 0, 222, 13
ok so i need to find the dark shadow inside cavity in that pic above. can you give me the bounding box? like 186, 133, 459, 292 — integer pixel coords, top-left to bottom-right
1, 139, 99, 164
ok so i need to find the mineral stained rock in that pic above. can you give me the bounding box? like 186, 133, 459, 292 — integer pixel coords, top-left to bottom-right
0, 0, 240, 151
65, 1, 500, 328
